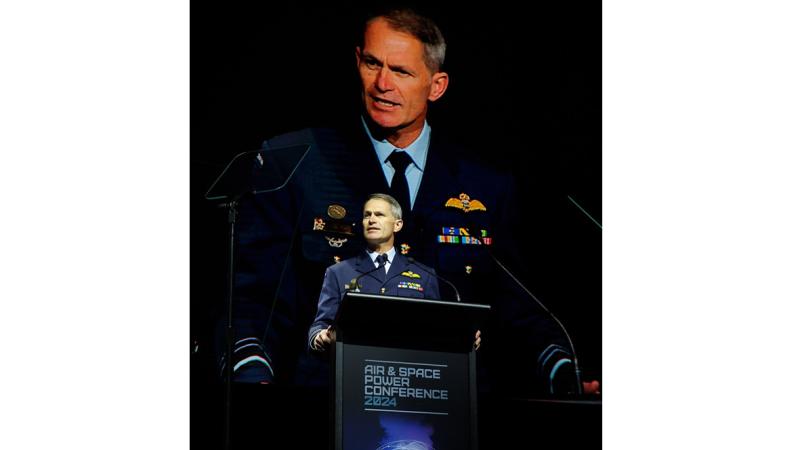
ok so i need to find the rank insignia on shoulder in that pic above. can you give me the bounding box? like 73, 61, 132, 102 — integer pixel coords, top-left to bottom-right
445, 193, 487, 213
327, 204, 346, 220
401, 271, 421, 279
465, 265, 473, 275
333, 256, 341, 263
400, 243, 411, 255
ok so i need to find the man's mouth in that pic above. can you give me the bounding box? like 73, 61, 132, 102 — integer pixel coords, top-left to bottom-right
371, 96, 400, 108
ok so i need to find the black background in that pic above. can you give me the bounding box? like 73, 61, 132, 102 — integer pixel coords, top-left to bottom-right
191, 2, 600, 447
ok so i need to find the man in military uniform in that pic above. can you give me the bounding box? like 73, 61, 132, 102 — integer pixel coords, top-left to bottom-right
227, 7, 586, 395
308, 194, 442, 352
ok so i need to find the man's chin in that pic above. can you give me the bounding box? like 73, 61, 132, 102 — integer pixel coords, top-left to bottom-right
365, 110, 401, 131
364, 237, 387, 247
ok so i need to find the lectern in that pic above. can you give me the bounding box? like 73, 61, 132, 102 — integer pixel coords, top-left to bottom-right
332, 292, 490, 450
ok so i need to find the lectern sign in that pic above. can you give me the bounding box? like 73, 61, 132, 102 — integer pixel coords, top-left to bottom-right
333, 293, 487, 450
341, 345, 469, 450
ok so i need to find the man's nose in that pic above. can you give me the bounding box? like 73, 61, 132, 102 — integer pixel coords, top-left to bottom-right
374, 67, 393, 92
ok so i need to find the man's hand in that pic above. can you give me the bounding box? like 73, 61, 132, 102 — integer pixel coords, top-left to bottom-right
583, 380, 600, 395
473, 330, 481, 351
313, 326, 334, 351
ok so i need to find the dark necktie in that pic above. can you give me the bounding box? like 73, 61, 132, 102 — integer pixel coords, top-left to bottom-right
387, 150, 413, 214
376, 254, 389, 280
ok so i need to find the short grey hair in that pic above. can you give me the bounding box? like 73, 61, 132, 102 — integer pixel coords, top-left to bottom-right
366, 193, 403, 219
364, 8, 446, 73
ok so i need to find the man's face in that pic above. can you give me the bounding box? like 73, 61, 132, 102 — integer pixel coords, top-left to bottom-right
356, 18, 448, 135
362, 198, 403, 246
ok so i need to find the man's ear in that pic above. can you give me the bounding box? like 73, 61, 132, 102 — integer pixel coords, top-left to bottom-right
394, 218, 404, 232
355, 47, 362, 67
428, 71, 449, 102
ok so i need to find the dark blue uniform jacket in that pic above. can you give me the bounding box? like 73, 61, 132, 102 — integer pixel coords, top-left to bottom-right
307, 251, 440, 350
227, 118, 576, 394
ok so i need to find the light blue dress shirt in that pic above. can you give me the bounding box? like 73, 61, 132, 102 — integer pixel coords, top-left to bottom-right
361, 116, 431, 211
366, 247, 396, 274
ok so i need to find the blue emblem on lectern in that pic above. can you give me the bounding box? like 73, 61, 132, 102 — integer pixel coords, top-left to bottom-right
376, 441, 434, 450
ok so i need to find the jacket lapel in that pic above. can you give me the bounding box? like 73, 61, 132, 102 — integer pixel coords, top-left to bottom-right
385, 252, 409, 285
410, 131, 458, 217
347, 119, 392, 194
353, 251, 384, 288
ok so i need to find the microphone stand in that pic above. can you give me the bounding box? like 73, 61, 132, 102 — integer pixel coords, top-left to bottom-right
224, 199, 238, 450
488, 250, 584, 395
406, 257, 461, 302
214, 195, 245, 450
348, 259, 387, 292
204, 144, 312, 450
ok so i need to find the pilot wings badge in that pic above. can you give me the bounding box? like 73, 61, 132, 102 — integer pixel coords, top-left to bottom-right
445, 193, 487, 212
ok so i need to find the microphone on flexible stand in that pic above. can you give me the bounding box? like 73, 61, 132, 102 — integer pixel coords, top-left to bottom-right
485, 248, 584, 395
348, 255, 388, 292
406, 257, 461, 302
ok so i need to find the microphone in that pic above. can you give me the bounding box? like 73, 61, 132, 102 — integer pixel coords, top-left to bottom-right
485, 248, 584, 395
348, 256, 388, 291
406, 257, 461, 302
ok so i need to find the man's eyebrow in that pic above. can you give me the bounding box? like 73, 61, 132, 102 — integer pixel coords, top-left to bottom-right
361, 51, 382, 64
362, 51, 415, 75
388, 63, 413, 75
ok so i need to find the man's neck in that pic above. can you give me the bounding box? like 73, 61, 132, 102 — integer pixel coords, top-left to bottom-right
386, 126, 423, 149
368, 241, 394, 254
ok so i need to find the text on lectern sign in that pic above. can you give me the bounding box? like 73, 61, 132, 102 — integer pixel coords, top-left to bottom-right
342, 344, 470, 450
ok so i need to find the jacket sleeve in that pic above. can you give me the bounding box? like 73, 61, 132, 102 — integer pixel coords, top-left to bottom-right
218, 137, 307, 383
307, 266, 342, 351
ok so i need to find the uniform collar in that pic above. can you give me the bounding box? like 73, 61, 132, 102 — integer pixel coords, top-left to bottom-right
366, 246, 396, 265
361, 116, 430, 172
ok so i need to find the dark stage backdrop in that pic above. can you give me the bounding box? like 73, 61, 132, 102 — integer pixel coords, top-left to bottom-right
191, 2, 600, 447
